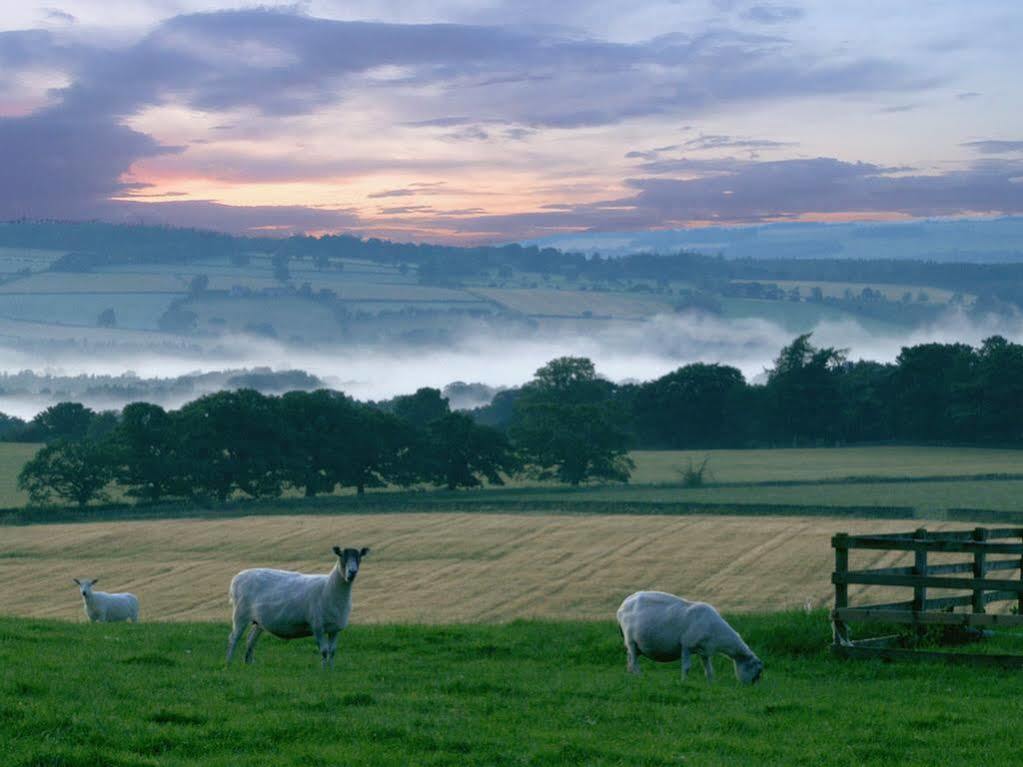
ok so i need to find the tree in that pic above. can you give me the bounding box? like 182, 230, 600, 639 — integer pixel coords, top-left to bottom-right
29, 402, 96, 442
272, 253, 291, 282
510, 357, 633, 485
421, 412, 517, 490
632, 363, 748, 448
765, 334, 846, 445
18, 439, 114, 506
175, 390, 286, 502
392, 387, 450, 428
111, 402, 180, 502
278, 390, 357, 497
96, 307, 117, 327
188, 274, 209, 295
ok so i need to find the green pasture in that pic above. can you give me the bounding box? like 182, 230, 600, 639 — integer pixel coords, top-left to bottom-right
627, 447, 1023, 485
0, 443, 42, 508
1, 613, 1021, 766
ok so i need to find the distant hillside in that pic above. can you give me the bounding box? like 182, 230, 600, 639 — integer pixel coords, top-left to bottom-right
524, 217, 1023, 263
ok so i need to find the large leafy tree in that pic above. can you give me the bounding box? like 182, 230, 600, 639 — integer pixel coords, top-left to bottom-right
765, 334, 847, 445
631, 363, 748, 448
511, 357, 633, 485
18, 439, 115, 507
110, 402, 180, 503
175, 389, 286, 502
423, 412, 518, 490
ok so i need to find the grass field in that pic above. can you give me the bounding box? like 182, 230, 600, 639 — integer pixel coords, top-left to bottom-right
0, 512, 989, 622
628, 447, 1023, 484
472, 287, 674, 319
0, 443, 42, 508
3, 614, 1023, 766
730, 279, 967, 304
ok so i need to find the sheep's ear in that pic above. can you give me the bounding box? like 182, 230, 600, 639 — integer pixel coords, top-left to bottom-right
332, 545, 343, 557
92, 578, 98, 585
72, 578, 80, 585
360, 547, 371, 559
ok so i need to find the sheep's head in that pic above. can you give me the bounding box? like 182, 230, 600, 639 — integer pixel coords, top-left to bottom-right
332, 546, 370, 582
735, 655, 764, 686
72, 578, 97, 597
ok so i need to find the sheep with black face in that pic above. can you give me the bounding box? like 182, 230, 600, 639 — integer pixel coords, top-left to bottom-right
227, 546, 370, 669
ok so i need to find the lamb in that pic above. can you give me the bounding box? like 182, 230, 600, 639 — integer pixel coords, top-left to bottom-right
227, 545, 369, 669
72, 578, 139, 623
616, 591, 762, 685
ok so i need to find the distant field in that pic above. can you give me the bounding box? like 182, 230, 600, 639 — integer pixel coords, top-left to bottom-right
185, 296, 341, 341
628, 447, 1023, 484
472, 287, 674, 319
731, 279, 968, 304
7, 614, 1023, 766
0, 512, 979, 622
719, 297, 901, 334
0, 247, 65, 274
0, 272, 189, 293
0, 443, 39, 507
0, 292, 179, 330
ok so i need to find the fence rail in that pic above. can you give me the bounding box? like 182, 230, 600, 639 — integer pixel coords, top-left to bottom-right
831, 527, 1023, 666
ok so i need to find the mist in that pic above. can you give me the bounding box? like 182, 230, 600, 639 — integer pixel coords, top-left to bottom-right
3, 309, 1022, 420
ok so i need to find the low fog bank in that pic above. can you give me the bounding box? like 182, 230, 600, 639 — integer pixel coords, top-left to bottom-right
2, 309, 1022, 419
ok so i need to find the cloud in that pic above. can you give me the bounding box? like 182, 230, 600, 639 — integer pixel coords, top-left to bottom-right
741, 5, 805, 24
681, 133, 795, 151
43, 8, 77, 25
390, 156, 1023, 239
0, 6, 944, 234
962, 139, 1023, 154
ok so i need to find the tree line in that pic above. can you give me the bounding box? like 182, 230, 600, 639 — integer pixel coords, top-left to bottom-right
10, 334, 1023, 507
474, 334, 1023, 448
14, 357, 632, 507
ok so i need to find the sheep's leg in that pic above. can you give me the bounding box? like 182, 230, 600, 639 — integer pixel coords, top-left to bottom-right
700, 654, 714, 683
244, 625, 264, 664
681, 647, 691, 681
624, 636, 640, 674
326, 632, 340, 670
226, 619, 247, 665
314, 627, 330, 669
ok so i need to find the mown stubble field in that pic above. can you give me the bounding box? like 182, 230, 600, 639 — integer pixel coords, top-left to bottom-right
0, 512, 988, 623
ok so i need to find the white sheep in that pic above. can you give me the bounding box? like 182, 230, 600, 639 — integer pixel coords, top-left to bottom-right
72, 578, 139, 623
617, 591, 763, 685
227, 545, 370, 668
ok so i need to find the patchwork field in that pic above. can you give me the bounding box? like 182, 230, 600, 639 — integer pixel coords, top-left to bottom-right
730, 279, 967, 304
0, 512, 991, 623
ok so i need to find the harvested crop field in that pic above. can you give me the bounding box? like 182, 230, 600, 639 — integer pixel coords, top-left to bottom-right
0, 512, 990, 623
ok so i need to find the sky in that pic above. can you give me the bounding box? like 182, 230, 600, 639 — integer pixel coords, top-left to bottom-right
1, 0, 1022, 243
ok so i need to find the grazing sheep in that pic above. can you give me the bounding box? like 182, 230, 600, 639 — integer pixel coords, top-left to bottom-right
227, 546, 370, 668
72, 578, 139, 623
617, 591, 762, 685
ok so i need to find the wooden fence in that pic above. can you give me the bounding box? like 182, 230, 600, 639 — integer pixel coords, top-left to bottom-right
832, 527, 1023, 666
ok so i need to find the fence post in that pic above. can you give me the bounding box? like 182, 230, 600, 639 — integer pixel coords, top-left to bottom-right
913, 528, 928, 638
972, 527, 988, 614
1019, 530, 1023, 616
833, 533, 849, 645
